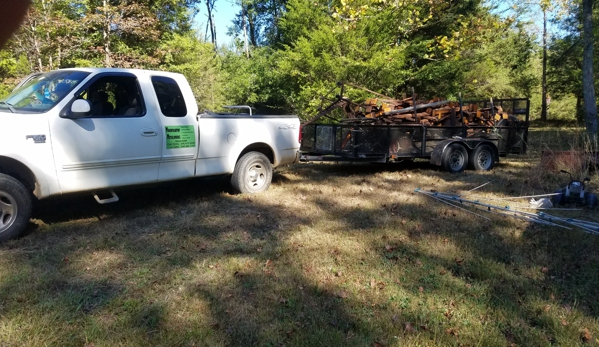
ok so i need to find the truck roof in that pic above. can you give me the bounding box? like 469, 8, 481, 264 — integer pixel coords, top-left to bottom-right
55, 67, 184, 78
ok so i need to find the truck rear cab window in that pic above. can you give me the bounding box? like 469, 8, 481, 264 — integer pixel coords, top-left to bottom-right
151, 76, 187, 117
76, 75, 145, 117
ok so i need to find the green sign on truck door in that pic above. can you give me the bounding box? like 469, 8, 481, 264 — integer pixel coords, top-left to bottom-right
165, 125, 196, 149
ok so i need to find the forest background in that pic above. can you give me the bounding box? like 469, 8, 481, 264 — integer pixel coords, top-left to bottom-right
0, 0, 594, 126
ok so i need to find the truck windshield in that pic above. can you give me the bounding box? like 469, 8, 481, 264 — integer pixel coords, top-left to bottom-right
0, 70, 90, 114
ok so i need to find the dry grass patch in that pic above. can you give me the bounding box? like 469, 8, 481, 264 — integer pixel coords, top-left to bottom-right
0, 128, 598, 346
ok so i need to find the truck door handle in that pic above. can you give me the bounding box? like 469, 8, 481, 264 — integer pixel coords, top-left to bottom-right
141, 128, 157, 136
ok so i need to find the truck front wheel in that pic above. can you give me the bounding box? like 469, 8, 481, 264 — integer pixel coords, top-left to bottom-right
441, 144, 468, 173
469, 144, 496, 171
0, 174, 32, 242
231, 152, 273, 194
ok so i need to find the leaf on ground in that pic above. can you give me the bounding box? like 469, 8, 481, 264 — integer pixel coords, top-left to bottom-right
581, 328, 591, 342
265, 259, 272, 267
337, 291, 349, 299
561, 318, 568, 326
454, 258, 464, 265
440, 269, 447, 275
446, 327, 458, 336
404, 322, 415, 333
371, 278, 377, 289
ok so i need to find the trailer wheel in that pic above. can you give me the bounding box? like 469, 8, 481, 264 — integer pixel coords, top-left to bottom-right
231, 152, 273, 194
552, 189, 566, 206
0, 174, 32, 242
441, 144, 468, 173
469, 144, 496, 171
585, 192, 597, 207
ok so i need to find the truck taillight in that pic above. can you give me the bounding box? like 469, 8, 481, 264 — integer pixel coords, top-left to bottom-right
298, 125, 302, 144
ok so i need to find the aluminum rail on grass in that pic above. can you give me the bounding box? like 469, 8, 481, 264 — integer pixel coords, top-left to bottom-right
423, 192, 491, 221
417, 189, 599, 234
415, 189, 570, 230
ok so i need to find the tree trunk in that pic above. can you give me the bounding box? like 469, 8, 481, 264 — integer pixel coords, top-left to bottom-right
540, 8, 547, 122
103, 0, 111, 67
242, 4, 249, 58
31, 20, 43, 72
249, 12, 256, 46
582, 0, 598, 146
576, 95, 582, 123
205, 0, 217, 46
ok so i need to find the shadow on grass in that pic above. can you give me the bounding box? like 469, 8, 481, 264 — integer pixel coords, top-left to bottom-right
0, 160, 598, 346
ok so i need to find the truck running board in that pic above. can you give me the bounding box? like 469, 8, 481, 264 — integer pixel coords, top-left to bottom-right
93, 190, 119, 204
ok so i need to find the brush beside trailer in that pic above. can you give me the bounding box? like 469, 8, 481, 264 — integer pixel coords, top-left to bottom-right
300, 98, 530, 173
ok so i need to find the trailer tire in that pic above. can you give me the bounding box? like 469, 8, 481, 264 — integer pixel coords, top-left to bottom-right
585, 192, 597, 207
469, 144, 496, 171
552, 189, 566, 206
441, 143, 468, 173
231, 152, 273, 194
0, 174, 32, 242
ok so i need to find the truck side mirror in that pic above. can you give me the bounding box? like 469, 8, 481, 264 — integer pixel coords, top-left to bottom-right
62, 99, 91, 119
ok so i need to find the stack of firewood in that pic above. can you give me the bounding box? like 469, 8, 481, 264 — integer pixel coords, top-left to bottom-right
338, 97, 513, 126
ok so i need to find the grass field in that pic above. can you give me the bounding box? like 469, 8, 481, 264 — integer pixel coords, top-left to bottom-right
0, 127, 598, 347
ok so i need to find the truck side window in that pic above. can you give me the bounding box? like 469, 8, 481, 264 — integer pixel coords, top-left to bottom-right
151, 76, 187, 117
77, 75, 144, 117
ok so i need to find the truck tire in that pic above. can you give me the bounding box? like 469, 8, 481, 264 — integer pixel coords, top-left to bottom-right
441, 143, 468, 173
0, 174, 32, 242
469, 144, 496, 171
231, 152, 273, 194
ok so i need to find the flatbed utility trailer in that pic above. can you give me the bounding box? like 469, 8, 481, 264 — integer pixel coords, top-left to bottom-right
300, 98, 530, 173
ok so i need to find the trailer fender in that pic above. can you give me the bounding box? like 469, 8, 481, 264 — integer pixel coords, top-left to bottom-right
430, 139, 499, 167
430, 139, 466, 166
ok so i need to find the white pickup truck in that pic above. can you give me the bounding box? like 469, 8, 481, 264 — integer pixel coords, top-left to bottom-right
0, 68, 301, 241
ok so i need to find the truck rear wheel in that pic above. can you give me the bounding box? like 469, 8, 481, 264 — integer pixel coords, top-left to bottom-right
441, 143, 468, 173
231, 152, 273, 194
469, 144, 496, 171
0, 174, 32, 242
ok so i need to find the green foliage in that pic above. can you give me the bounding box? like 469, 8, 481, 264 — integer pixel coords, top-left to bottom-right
0, 0, 561, 122
0, 52, 30, 98
160, 33, 226, 111
221, 47, 290, 112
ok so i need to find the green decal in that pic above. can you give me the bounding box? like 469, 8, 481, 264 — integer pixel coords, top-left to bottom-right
165, 125, 196, 149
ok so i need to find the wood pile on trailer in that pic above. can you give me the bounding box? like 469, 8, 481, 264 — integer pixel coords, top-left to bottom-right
339, 96, 513, 126
302, 82, 519, 127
